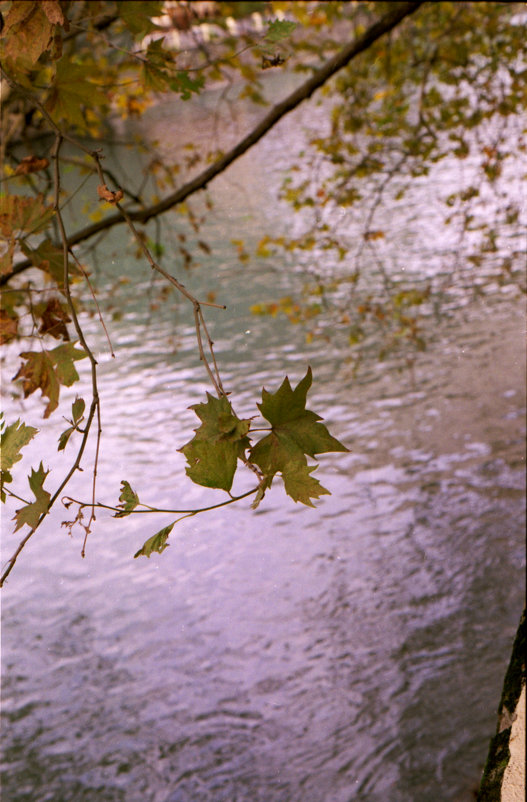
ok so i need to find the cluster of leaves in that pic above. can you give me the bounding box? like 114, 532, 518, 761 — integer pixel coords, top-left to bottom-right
0, 414, 51, 536
182, 366, 347, 505
118, 367, 348, 558
0, 414, 37, 502
0, 0, 350, 582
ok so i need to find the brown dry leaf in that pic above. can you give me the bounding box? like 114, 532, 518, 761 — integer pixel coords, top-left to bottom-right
13, 350, 59, 418
0, 242, 16, 277
2, 0, 35, 30
0, 310, 19, 344
38, 297, 71, 341
13, 344, 86, 418
97, 184, 124, 204
2, 2, 54, 65
15, 156, 50, 176
41, 0, 65, 26
0, 194, 54, 237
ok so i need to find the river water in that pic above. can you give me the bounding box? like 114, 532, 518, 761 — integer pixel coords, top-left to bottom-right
1, 77, 526, 802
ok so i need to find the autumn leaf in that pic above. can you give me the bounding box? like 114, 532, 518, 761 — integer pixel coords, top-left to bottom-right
249, 367, 348, 506
134, 522, 174, 558
257, 367, 348, 455
0, 416, 38, 500
180, 394, 251, 491
14, 156, 50, 176
13, 343, 87, 417
1, 1, 54, 65
191, 394, 251, 443
0, 241, 16, 277
41, 0, 66, 26
0, 195, 54, 237
13, 350, 59, 418
170, 71, 205, 101
38, 297, 71, 340
0, 309, 18, 344
13, 463, 51, 531
97, 184, 124, 204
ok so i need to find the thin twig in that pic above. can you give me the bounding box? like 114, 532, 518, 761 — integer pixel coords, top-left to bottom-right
68, 248, 115, 357
111, 195, 227, 395
63, 486, 258, 516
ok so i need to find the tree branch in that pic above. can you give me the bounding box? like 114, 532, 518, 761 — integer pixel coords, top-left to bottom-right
1, 1, 424, 286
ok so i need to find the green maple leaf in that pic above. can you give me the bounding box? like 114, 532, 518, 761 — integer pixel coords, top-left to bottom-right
21, 239, 81, 291
46, 63, 108, 129
181, 439, 242, 491
115, 480, 140, 517
117, 1, 164, 37
0, 417, 38, 475
265, 19, 297, 44
51, 343, 86, 386
256, 367, 347, 452
134, 522, 174, 558
170, 71, 205, 101
13, 462, 51, 531
281, 461, 330, 507
190, 394, 251, 443
0, 416, 38, 501
249, 367, 348, 506
180, 395, 250, 492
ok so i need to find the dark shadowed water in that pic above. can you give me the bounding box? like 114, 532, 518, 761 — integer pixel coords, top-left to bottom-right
1, 78, 525, 802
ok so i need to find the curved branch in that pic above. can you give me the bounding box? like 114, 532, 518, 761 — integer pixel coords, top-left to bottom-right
1, 1, 423, 286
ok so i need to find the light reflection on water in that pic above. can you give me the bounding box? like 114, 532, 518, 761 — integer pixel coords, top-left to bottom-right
1, 84, 526, 802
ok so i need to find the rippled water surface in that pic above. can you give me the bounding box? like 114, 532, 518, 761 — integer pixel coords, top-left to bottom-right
1, 81, 526, 802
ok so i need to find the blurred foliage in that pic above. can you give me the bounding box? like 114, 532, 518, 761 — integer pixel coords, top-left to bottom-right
256, 2, 526, 361
0, 1, 525, 574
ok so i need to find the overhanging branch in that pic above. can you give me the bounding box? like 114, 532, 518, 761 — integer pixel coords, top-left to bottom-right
1, 1, 424, 286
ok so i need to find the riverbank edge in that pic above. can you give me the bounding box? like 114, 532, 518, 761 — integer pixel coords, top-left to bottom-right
477, 608, 526, 801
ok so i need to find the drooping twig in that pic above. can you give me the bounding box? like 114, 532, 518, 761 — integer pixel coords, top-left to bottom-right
67, 248, 115, 357
0, 135, 104, 586
109, 188, 228, 396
